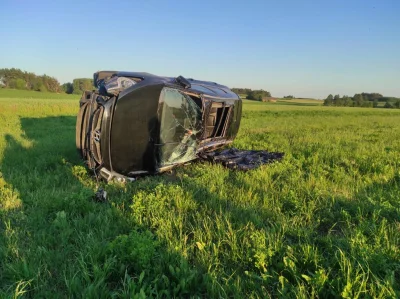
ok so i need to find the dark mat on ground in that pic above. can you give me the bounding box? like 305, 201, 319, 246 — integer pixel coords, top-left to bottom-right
199, 148, 284, 170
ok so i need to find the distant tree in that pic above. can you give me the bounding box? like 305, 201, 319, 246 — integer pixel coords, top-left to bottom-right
361, 92, 383, 101
61, 82, 74, 94
231, 88, 252, 95
35, 82, 47, 92
322, 91, 394, 109
335, 96, 344, 106
384, 101, 393, 109
323, 94, 334, 106
23, 71, 36, 90
72, 78, 93, 94
394, 100, 400, 109
42, 75, 61, 92
0, 70, 4, 86
283, 95, 294, 99
8, 79, 17, 89
0, 68, 61, 92
362, 101, 373, 108
380, 97, 400, 102
8, 78, 26, 90
246, 89, 271, 101
32, 77, 45, 91
343, 96, 353, 107
353, 94, 364, 107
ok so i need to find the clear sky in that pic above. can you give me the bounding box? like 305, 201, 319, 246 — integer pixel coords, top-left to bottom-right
1, 0, 399, 98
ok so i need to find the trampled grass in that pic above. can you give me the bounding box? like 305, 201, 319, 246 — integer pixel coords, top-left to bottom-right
0, 91, 399, 298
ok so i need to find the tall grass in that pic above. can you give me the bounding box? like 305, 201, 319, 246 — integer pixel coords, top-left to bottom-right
0, 90, 399, 298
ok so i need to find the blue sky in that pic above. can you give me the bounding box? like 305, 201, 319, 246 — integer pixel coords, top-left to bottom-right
1, 0, 399, 98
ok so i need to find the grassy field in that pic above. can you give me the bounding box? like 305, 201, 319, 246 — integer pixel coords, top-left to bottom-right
0, 90, 399, 298
0, 89, 79, 100
240, 97, 323, 107
276, 98, 323, 106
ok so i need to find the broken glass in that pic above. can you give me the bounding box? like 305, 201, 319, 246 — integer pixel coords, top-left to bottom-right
158, 87, 202, 167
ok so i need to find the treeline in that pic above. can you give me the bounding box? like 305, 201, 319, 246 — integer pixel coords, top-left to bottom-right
0, 68, 94, 95
0, 68, 61, 92
324, 93, 400, 108
231, 88, 272, 101
61, 79, 93, 94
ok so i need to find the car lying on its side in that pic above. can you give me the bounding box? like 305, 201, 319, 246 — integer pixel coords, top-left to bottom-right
76, 71, 242, 181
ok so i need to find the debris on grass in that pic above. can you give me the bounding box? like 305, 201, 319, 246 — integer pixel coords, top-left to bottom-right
199, 148, 284, 170
94, 187, 107, 202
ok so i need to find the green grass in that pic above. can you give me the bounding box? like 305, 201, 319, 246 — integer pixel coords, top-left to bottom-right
0, 88, 79, 100
1, 90, 399, 298
277, 98, 323, 106
241, 98, 323, 107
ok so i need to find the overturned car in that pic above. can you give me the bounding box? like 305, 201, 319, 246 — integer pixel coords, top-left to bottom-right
76, 71, 242, 181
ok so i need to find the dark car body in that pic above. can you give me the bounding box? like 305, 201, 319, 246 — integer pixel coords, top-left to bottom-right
76, 71, 242, 181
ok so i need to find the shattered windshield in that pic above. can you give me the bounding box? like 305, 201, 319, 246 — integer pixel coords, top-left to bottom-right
158, 87, 202, 167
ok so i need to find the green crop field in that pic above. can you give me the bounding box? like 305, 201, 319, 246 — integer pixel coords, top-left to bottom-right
0, 90, 399, 298
277, 98, 323, 106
